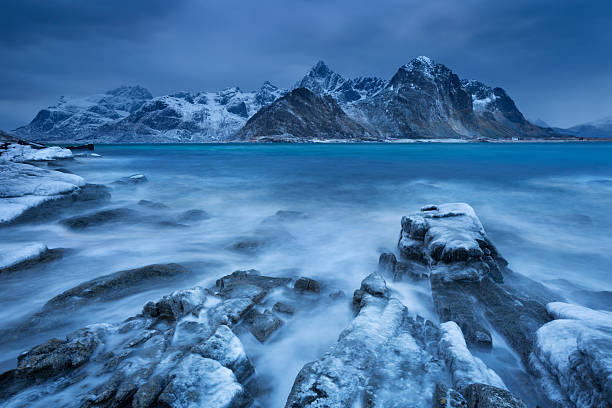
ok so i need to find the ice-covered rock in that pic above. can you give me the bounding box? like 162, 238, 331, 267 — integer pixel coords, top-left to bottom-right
157, 354, 250, 408
0, 269, 303, 407
286, 271, 522, 408
0, 143, 72, 162
0, 242, 49, 271
397, 203, 556, 365
530, 302, 612, 407
0, 162, 98, 224
439, 321, 506, 391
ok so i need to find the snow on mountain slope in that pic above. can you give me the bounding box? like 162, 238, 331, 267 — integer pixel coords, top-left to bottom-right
555, 115, 612, 138
14, 86, 153, 142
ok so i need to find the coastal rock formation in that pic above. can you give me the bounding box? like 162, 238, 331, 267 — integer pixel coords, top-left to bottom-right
0, 269, 315, 407
395, 203, 556, 364
530, 302, 612, 407
232, 88, 376, 141
286, 272, 524, 407
0, 144, 110, 225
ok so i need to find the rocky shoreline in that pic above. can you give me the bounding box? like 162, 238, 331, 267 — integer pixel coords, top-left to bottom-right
0, 139, 610, 407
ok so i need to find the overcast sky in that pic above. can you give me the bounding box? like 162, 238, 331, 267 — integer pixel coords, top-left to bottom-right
1, 0, 611, 129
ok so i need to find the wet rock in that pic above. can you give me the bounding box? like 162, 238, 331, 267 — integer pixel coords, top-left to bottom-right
214, 269, 291, 302
378, 252, 428, 281
360, 272, 389, 298
228, 237, 268, 254
193, 325, 255, 382
398, 203, 554, 363
464, 383, 527, 408
433, 383, 467, 408
43, 263, 189, 311
61, 207, 137, 229
329, 290, 345, 300
0, 268, 302, 407
17, 324, 106, 380
246, 309, 284, 342
286, 272, 461, 408
158, 354, 251, 408
138, 199, 169, 209
112, 173, 148, 185
177, 208, 209, 222
377, 252, 397, 273
294, 277, 321, 293
1, 161, 110, 225
143, 286, 207, 321
273, 301, 296, 315
0, 243, 63, 273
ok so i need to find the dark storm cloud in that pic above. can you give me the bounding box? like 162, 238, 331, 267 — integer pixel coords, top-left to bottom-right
1, 0, 611, 129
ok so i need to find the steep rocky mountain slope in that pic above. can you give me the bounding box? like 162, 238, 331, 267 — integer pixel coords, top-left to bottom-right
298, 57, 561, 140
14, 57, 564, 142
232, 88, 376, 141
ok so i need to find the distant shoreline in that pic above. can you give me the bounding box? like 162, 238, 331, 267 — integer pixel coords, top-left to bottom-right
48, 138, 610, 146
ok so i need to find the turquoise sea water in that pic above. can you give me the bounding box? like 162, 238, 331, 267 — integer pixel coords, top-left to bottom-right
1, 142, 611, 405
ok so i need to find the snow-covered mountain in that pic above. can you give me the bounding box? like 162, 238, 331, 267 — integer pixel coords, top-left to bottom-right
15, 83, 286, 143
295, 57, 560, 140
15, 57, 565, 142
14, 86, 153, 142
554, 116, 612, 138
93, 83, 286, 143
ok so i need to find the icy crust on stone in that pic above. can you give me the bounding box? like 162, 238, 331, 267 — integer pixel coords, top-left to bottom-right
285, 272, 520, 408
396, 203, 555, 370
0, 144, 72, 162
0, 270, 308, 408
0, 162, 87, 223
439, 321, 506, 392
399, 203, 490, 268
0, 243, 48, 270
530, 302, 612, 408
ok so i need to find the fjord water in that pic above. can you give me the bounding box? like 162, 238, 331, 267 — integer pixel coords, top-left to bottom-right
2, 142, 612, 405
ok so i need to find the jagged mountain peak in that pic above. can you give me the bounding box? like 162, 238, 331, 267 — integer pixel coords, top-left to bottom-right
106, 85, 153, 100
295, 60, 346, 94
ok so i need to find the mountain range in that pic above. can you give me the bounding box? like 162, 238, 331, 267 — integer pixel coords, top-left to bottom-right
13, 57, 575, 142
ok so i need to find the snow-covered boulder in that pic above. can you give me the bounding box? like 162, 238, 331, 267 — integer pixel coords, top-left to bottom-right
0, 143, 72, 162
530, 302, 612, 407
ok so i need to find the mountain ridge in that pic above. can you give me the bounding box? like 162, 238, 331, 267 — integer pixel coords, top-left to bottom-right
13, 57, 569, 142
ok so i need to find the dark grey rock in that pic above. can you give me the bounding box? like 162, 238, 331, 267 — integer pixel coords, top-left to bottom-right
61, 207, 137, 229
273, 302, 296, 315
112, 173, 148, 185
44, 263, 189, 311
246, 309, 284, 343
294, 277, 321, 294
464, 383, 527, 408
